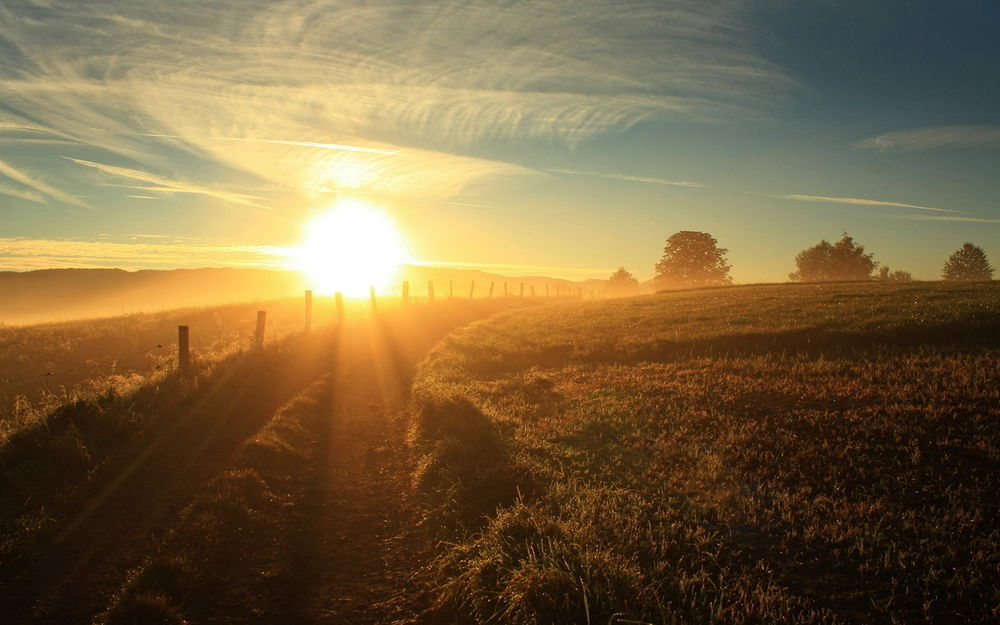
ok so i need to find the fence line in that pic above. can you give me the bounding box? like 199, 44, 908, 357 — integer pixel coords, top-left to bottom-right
2, 283, 602, 391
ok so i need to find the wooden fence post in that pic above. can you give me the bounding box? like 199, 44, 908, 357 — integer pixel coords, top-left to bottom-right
370, 285, 377, 312
545, 284, 550, 297
304, 290, 313, 331
335, 292, 345, 325
504, 282, 508, 297
530, 285, 536, 297
178, 325, 190, 379
255, 310, 267, 349
428, 281, 435, 303
520, 282, 524, 297
449, 280, 454, 298
402, 280, 410, 304
469, 281, 475, 299
489, 282, 495, 298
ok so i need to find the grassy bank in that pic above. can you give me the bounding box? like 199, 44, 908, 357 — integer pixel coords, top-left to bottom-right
409, 281, 1000, 624
97, 376, 332, 625
0, 325, 340, 589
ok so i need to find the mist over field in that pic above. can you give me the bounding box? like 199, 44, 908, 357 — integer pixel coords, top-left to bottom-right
2, 0, 999, 623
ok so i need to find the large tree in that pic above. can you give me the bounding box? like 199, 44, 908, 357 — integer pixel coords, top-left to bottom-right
790, 233, 877, 282
607, 266, 640, 296
942, 243, 994, 281
654, 231, 731, 288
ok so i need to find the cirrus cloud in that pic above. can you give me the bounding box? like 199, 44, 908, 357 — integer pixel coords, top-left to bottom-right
0, 0, 793, 209
856, 125, 1000, 151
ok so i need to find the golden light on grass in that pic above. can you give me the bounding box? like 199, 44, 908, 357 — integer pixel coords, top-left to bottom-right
295, 198, 407, 296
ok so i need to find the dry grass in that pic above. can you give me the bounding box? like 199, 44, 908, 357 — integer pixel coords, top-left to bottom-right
409, 281, 1000, 624
98, 376, 331, 625
0, 294, 370, 426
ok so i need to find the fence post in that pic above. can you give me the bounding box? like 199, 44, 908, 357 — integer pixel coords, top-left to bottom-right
545, 284, 550, 297
304, 290, 313, 331
255, 311, 267, 349
428, 281, 435, 303
469, 281, 475, 299
520, 282, 524, 297
530, 285, 536, 297
504, 282, 508, 297
402, 280, 410, 304
178, 325, 190, 379
489, 282, 495, 298
335, 292, 345, 325
370, 285, 377, 312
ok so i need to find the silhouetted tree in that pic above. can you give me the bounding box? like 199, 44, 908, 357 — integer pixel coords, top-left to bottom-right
607, 267, 640, 295
942, 243, 994, 281
790, 233, 876, 281
654, 231, 731, 288
878, 266, 912, 282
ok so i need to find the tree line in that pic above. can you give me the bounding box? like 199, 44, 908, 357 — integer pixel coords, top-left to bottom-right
607, 231, 994, 292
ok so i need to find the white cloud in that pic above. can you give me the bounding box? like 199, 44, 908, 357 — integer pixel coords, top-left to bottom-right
778, 193, 958, 214
856, 125, 1000, 151
0, 159, 89, 207
0, 236, 292, 271
900, 215, 1000, 224
548, 168, 707, 188
0, 0, 792, 206
65, 158, 272, 210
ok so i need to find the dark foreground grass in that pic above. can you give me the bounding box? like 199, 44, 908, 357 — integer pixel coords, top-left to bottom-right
97, 376, 331, 625
409, 281, 1000, 624
0, 325, 339, 593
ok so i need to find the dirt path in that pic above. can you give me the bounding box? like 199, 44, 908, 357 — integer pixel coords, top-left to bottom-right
2, 303, 515, 624
286, 315, 448, 624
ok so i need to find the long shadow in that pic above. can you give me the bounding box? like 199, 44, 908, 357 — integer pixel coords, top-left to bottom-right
0, 327, 340, 624
454, 317, 1000, 378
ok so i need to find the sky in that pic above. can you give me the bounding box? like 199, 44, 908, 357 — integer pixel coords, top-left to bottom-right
1, 0, 998, 283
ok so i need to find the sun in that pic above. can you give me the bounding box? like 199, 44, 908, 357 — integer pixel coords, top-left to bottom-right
296, 198, 408, 296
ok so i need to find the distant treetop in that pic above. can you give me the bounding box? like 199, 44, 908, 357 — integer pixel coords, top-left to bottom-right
942, 243, 994, 281
790, 232, 876, 282
607, 267, 640, 295
654, 231, 732, 289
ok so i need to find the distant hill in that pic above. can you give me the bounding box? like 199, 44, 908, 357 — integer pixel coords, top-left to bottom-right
0, 266, 610, 325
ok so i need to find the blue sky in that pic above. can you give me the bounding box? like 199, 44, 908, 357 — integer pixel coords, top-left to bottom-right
1, 0, 997, 281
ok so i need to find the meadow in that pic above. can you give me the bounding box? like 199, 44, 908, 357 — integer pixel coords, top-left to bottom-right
0, 296, 525, 623
409, 281, 1000, 624
0, 293, 374, 432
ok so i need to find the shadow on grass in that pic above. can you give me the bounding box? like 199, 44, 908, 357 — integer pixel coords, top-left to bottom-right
0, 327, 339, 623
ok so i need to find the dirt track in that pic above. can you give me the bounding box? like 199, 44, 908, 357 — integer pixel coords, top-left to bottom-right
1, 303, 507, 624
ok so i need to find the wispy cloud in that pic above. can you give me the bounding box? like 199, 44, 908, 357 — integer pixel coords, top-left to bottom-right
65, 158, 272, 210
0, 182, 46, 204
0, 237, 292, 271
140, 134, 399, 155
900, 215, 1000, 224
856, 125, 1000, 151
548, 168, 707, 188
0, 159, 89, 207
0, 0, 792, 206
778, 193, 959, 214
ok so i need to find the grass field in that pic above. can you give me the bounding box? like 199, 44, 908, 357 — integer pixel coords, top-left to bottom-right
409, 281, 1000, 624
0, 296, 528, 623
0, 293, 404, 430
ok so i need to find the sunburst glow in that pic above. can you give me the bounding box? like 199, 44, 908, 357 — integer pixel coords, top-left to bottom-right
296, 198, 407, 296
